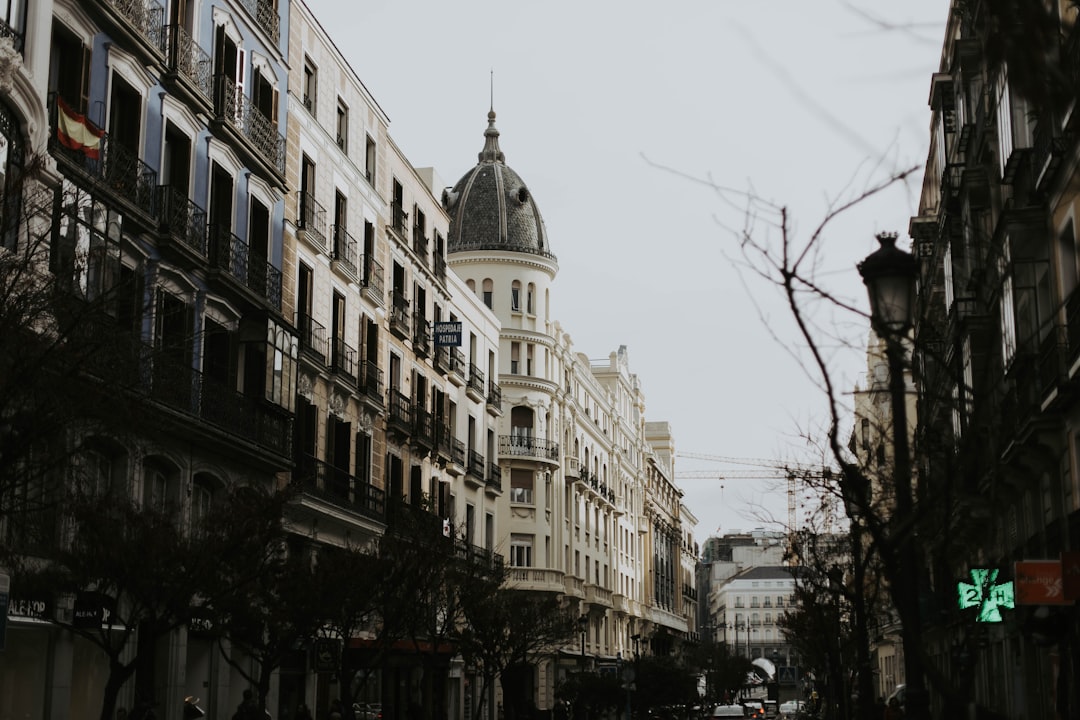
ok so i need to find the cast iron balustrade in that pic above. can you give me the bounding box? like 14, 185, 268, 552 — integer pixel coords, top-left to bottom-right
486, 464, 501, 491
467, 450, 485, 481
164, 25, 212, 101
207, 225, 282, 308
1037, 324, 1067, 398
499, 435, 560, 461
449, 348, 466, 381
293, 454, 384, 520
413, 230, 428, 258
296, 191, 327, 250
434, 253, 446, 280
412, 313, 431, 355
390, 292, 410, 337
239, 0, 280, 43
49, 96, 158, 223
363, 255, 384, 302
450, 438, 466, 468
391, 204, 408, 235
388, 389, 412, 435
148, 348, 292, 457
467, 363, 485, 397
296, 312, 327, 363
453, 541, 504, 571
213, 75, 285, 174
102, 0, 164, 55
435, 346, 450, 373
0, 16, 24, 54
360, 360, 384, 404
435, 423, 453, 462
157, 184, 207, 256
487, 382, 502, 408
331, 225, 358, 277
330, 336, 358, 384
413, 408, 434, 450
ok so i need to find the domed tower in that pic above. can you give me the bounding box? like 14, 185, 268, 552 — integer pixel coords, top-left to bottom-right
443, 108, 567, 596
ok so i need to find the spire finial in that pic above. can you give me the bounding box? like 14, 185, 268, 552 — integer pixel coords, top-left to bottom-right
479, 73, 504, 163
490, 68, 494, 114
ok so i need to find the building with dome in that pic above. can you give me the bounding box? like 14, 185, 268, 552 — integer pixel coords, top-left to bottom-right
443, 109, 699, 717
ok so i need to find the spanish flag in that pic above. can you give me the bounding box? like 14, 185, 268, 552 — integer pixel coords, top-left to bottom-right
56, 97, 103, 160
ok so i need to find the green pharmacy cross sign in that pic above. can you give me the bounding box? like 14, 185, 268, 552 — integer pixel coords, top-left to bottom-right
957, 568, 1014, 623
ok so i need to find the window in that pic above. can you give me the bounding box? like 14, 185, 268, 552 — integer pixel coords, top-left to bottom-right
144, 464, 173, 512
303, 56, 316, 114
751, 596, 759, 608
50, 22, 91, 113
510, 469, 534, 504
511, 280, 521, 312
266, 320, 297, 411
365, 134, 376, 184
51, 181, 121, 303
735, 596, 744, 608
510, 342, 520, 374
510, 534, 533, 567
191, 475, 215, 534
527, 283, 535, 314
336, 99, 348, 151
482, 278, 493, 309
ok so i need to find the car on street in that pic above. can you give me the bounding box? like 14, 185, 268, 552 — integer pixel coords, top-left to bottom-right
711, 705, 746, 718
778, 700, 805, 719
353, 703, 383, 720
742, 700, 765, 719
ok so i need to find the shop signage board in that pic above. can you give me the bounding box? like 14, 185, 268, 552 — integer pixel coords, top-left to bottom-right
1014, 560, 1069, 605
434, 322, 462, 347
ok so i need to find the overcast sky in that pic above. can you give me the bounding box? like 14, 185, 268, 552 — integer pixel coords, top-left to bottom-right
304, 0, 949, 541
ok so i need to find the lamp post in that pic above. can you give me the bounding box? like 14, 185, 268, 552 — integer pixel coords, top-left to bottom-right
858, 231, 927, 720
632, 633, 641, 659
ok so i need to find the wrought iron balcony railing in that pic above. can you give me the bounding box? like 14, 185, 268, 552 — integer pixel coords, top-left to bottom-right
48, 96, 158, 223
467, 363, 485, 396
213, 75, 285, 173
486, 464, 501, 491
449, 348, 466, 380
413, 230, 428, 258
390, 292, 410, 337
388, 389, 412, 434
293, 454, 384, 520
467, 450, 485, 481
451, 437, 466, 468
103, 0, 164, 54
238, 0, 280, 44
0, 16, 24, 54
163, 25, 212, 101
413, 408, 434, 448
391, 204, 409, 235
360, 359, 384, 403
157, 184, 207, 256
412, 314, 431, 354
330, 336, 358, 384
434, 253, 446, 281
487, 382, 502, 408
296, 312, 327, 363
148, 347, 292, 457
499, 435, 560, 461
296, 191, 327, 249
331, 224, 358, 276
363, 255, 384, 300
208, 224, 282, 308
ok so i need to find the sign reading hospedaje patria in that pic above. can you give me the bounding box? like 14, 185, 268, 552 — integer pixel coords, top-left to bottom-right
434, 321, 462, 347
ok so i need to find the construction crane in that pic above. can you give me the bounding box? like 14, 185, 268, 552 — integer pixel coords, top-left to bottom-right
673, 452, 836, 533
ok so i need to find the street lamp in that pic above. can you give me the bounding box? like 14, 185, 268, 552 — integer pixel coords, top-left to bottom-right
858, 232, 927, 720
631, 633, 641, 659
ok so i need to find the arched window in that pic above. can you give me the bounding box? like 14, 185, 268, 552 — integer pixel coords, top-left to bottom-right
526, 282, 535, 314
482, 278, 493, 309
511, 280, 521, 312
143, 459, 179, 512
191, 473, 219, 535
0, 98, 25, 250
78, 440, 128, 499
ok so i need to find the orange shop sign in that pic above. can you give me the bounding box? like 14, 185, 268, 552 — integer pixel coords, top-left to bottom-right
1014, 560, 1069, 606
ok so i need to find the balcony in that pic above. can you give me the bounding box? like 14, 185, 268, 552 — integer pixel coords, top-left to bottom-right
359, 360, 384, 407
448, 348, 466, 386
213, 75, 286, 176
412, 314, 431, 356
98, 0, 164, 60
157, 184, 208, 258
330, 336, 358, 386
0, 16, 24, 55
363, 255, 384, 305
207, 224, 282, 309
391, 204, 409, 236
238, 0, 280, 44
1037, 324, 1067, 400
293, 454, 384, 522
49, 97, 158, 226
499, 435, 560, 463
444, 437, 466, 476
163, 25, 213, 104
486, 382, 502, 415
508, 567, 565, 593
564, 456, 581, 479
390, 292, 410, 338
388, 389, 412, 437
296, 312, 327, 365
330, 225, 358, 279
434, 253, 446, 281
296, 191, 327, 251
466, 364, 485, 402
412, 408, 434, 453
486, 464, 501, 493
435, 346, 451, 374
147, 349, 292, 460
467, 450, 485, 482
413, 230, 428, 258
453, 541, 504, 571
585, 583, 613, 608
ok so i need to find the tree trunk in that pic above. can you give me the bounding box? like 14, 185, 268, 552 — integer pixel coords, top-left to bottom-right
99, 658, 137, 720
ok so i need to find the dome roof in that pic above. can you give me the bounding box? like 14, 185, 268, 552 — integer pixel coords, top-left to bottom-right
443, 110, 555, 260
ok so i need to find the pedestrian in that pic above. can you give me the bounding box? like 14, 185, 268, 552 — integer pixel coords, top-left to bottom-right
235, 690, 260, 720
